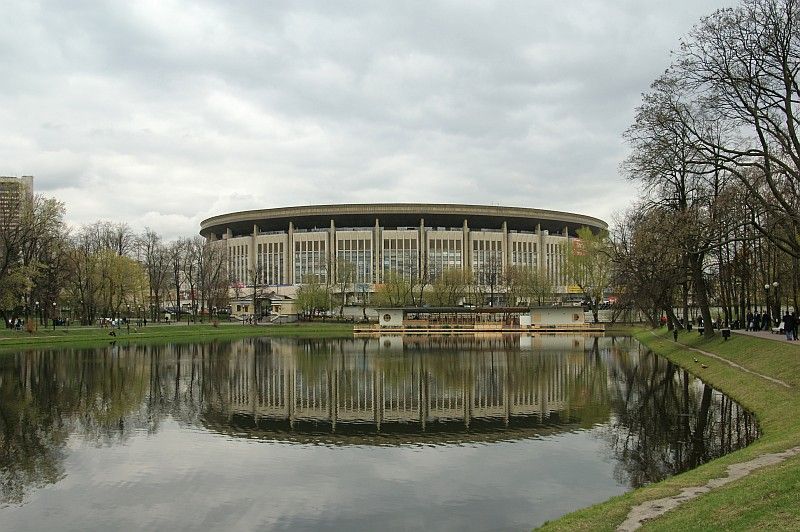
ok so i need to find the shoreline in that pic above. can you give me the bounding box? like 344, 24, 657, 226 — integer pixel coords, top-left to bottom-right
539, 327, 800, 531
5, 324, 795, 528
0, 322, 355, 352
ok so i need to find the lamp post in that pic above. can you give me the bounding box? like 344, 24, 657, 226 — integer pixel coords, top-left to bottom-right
34, 301, 39, 327
126, 304, 131, 333
764, 284, 770, 320
772, 281, 780, 318
764, 281, 779, 326
52, 302, 57, 331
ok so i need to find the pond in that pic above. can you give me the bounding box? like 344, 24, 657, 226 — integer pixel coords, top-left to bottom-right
0, 335, 758, 531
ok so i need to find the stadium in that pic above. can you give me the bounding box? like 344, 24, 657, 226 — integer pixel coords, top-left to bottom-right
200, 203, 607, 305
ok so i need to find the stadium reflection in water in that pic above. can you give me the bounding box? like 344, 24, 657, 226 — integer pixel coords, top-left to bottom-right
0, 335, 759, 530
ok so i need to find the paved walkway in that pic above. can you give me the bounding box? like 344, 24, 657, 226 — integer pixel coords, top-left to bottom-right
618, 446, 800, 531
732, 329, 799, 345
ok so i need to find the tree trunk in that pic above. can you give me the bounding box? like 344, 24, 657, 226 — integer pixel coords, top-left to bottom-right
689, 253, 714, 338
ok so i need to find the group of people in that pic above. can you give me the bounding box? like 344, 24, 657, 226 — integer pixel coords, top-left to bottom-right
745, 311, 773, 332
746, 309, 798, 340
4, 318, 24, 330
782, 312, 798, 341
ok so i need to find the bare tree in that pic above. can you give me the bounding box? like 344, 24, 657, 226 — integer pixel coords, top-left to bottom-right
138, 229, 170, 322
676, 0, 800, 259
99, 221, 135, 257
623, 74, 735, 335
333, 259, 355, 317
168, 239, 186, 321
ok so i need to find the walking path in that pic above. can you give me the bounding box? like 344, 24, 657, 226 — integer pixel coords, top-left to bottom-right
617, 446, 800, 531
652, 330, 792, 389
733, 328, 799, 345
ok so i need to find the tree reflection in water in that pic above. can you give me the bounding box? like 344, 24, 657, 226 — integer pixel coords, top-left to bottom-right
0, 335, 758, 506
602, 340, 759, 487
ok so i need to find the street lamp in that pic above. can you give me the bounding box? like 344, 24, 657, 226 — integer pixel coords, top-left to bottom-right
764, 281, 780, 325
52, 302, 57, 330
772, 281, 780, 318
126, 304, 131, 333
34, 301, 39, 327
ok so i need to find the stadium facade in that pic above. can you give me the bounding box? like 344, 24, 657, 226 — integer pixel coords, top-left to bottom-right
200, 204, 606, 299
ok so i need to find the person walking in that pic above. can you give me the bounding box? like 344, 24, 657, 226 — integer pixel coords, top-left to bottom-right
791, 311, 798, 341
784, 312, 793, 341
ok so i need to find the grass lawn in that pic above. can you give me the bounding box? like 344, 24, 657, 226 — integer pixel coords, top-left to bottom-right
0, 321, 354, 352
539, 328, 800, 531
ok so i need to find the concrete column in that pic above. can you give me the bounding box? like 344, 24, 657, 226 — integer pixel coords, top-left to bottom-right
419, 218, 426, 278
463, 219, 470, 271
281, 235, 289, 286
502, 221, 509, 270
287, 222, 294, 284
374, 218, 380, 284
329, 219, 336, 283
250, 224, 258, 286
537, 224, 544, 272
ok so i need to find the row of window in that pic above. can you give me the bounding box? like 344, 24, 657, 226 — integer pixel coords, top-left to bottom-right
257, 242, 285, 285
229, 238, 556, 285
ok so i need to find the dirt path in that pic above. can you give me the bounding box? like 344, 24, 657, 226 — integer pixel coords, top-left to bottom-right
651, 331, 791, 389
617, 446, 800, 531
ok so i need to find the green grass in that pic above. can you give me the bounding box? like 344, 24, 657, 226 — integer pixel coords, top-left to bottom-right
539, 328, 800, 531
0, 321, 354, 353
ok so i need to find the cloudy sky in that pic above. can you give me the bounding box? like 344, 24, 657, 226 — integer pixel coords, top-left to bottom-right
1, 0, 731, 239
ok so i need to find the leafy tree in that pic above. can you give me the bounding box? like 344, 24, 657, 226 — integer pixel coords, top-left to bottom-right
295, 275, 330, 319
373, 271, 413, 307
428, 267, 469, 307
565, 227, 613, 324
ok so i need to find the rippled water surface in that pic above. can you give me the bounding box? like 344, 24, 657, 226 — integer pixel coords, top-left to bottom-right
0, 335, 758, 530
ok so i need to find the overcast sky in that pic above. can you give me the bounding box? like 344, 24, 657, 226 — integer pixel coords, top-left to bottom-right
1, 0, 731, 239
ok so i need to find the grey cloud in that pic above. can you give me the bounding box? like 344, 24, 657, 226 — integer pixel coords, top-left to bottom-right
0, 0, 732, 238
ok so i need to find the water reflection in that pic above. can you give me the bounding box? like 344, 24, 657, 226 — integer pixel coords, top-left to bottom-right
202, 335, 612, 444
604, 343, 759, 487
0, 335, 758, 514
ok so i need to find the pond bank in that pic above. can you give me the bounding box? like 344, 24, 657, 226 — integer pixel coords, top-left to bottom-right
0, 322, 354, 352
540, 327, 800, 531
